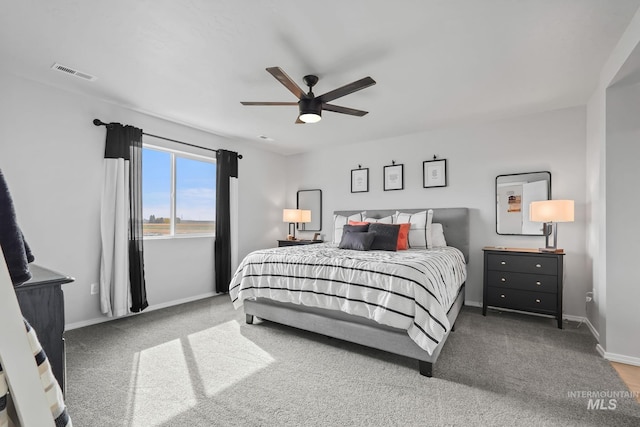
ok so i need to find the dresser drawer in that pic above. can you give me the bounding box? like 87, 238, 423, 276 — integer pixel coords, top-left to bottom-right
486, 287, 556, 314
487, 271, 557, 293
486, 253, 557, 275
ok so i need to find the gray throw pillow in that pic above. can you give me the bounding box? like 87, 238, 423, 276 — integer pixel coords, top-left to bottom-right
338, 231, 376, 251
342, 224, 369, 234
369, 223, 400, 251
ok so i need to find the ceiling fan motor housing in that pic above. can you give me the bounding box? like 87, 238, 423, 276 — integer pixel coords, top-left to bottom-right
299, 97, 322, 118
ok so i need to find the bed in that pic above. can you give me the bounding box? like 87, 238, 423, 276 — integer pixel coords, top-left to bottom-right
229, 207, 469, 376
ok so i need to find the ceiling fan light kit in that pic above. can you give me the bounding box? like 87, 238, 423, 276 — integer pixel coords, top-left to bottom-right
298, 97, 322, 123
241, 67, 375, 124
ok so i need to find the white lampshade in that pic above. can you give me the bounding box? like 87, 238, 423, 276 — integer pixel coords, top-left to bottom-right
282, 209, 312, 223
529, 200, 575, 223
299, 209, 311, 223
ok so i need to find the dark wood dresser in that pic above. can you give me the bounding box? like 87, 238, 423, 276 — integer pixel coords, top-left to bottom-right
15, 265, 73, 392
277, 239, 324, 247
482, 247, 564, 328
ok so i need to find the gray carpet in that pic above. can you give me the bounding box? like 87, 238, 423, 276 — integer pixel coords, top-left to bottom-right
64, 296, 640, 426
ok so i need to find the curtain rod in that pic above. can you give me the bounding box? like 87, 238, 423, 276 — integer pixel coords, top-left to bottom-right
92, 119, 242, 159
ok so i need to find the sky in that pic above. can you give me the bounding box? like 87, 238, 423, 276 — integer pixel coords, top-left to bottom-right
142, 147, 216, 221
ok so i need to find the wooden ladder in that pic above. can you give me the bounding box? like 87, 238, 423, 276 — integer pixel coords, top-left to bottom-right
0, 246, 54, 427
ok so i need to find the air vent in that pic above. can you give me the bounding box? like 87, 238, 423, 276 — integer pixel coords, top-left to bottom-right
51, 63, 97, 81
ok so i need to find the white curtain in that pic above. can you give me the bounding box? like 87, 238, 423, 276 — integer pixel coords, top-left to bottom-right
98, 123, 148, 317
100, 158, 131, 317
230, 177, 239, 273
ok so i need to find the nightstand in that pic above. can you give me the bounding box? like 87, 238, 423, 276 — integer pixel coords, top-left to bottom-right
277, 239, 324, 247
482, 247, 564, 329
16, 265, 74, 393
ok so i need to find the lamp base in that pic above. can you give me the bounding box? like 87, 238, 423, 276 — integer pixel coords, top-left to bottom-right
287, 223, 296, 240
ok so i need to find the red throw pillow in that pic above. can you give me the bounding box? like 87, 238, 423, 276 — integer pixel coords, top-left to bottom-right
397, 223, 411, 250
349, 220, 370, 226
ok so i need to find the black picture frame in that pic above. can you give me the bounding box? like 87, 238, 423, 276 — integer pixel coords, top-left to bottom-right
383, 164, 404, 191
423, 159, 447, 188
351, 168, 369, 193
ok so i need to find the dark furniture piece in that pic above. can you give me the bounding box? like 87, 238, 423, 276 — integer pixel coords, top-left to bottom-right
277, 239, 324, 247
483, 247, 564, 328
15, 265, 73, 392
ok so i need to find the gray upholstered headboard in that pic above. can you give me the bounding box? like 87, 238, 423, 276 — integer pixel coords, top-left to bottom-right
333, 208, 470, 262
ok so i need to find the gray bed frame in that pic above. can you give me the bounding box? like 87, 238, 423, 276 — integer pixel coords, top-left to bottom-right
244, 208, 469, 377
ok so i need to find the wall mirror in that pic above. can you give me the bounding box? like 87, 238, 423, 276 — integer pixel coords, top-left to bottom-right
496, 171, 551, 235
297, 189, 322, 231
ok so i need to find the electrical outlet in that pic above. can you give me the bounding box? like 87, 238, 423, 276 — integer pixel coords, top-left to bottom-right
90, 283, 99, 295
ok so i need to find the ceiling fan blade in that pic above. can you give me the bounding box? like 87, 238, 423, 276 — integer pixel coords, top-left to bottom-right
241, 101, 298, 106
318, 77, 376, 103
266, 67, 305, 100
322, 103, 369, 116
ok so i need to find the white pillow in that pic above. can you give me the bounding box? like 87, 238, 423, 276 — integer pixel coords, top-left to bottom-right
361, 212, 394, 224
394, 209, 433, 248
333, 213, 363, 243
431, 223, 447, 247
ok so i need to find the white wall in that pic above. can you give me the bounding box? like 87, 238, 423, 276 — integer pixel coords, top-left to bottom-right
285, 107, 588, 317
585, 87, 606, 342
586, 6, 640, 364
605, 82, 640, 361
0, 71, 287, 327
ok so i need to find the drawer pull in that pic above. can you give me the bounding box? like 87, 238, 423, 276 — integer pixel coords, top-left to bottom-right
535, 264, 542, 268
501, 261, 506, 265
500, 294, 506, 298
501, 278, 506, 282
535, 299, 541, 303
536, 281, 541, 286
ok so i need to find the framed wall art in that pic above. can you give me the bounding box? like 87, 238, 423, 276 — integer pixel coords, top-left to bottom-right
383, 162, 404, 191
351, 167, 369, 193
423, 159, 447, 188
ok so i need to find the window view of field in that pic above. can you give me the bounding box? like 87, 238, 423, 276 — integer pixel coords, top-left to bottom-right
143, 218, 215, 236
142, 146, 216, 237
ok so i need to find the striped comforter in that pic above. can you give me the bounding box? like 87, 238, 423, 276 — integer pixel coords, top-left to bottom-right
0, 319, 71, 427
229, 243, 467, 355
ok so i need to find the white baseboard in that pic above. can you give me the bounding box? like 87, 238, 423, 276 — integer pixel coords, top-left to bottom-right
65, 291, 218, 330
599, 349, 640, 367
556, 316, 640, 367
458, 303, 640, 366
596, 343, 640, 366
562, 314, 600, 341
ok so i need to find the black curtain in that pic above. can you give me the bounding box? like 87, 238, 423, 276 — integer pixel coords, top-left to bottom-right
215, 149, 239, 293
104, 124, 148, 313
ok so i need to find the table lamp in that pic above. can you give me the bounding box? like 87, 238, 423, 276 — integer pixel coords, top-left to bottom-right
283, 209, 311, 240
529, 200, 574, 252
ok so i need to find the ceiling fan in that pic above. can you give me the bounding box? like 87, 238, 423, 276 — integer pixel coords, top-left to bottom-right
241, 67, 376, 123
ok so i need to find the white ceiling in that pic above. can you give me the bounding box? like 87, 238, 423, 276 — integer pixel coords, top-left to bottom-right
1, 1, 639, 155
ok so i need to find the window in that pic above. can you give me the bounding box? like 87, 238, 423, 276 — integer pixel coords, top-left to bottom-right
142, 145, 216, 237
